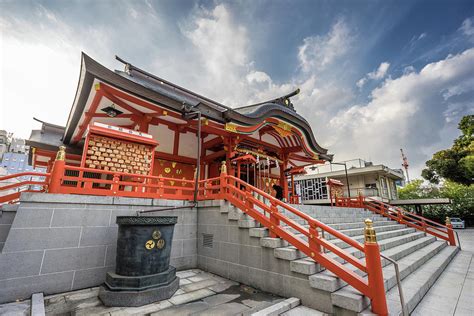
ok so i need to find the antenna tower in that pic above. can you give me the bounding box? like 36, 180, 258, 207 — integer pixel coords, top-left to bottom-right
400, 148, 410, 183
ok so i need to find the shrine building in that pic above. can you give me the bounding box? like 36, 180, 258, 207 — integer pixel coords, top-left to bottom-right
26, 53, 332, 202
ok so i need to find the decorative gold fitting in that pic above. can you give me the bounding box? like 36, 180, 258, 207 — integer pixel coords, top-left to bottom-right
220, 161, 227, 174
271, 225, 274, 229
364, 219, 377, 243
56, 146, 66, 161
310, 234, 313, 239
311, 252, 315, 257
445, 217, 451, 225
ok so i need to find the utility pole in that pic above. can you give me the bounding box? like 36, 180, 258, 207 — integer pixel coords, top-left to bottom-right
400, 149, 410, 184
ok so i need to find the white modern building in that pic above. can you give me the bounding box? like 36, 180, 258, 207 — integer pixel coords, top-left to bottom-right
294, 159, 405, 204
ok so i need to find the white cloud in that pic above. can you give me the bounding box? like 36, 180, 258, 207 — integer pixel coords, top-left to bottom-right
330, 48, 474, 176
368, 62, 390, 80
2, 2, 472, 182
357, 61, 390, 88
460, 17, 474, 38
298, 18, 354, 72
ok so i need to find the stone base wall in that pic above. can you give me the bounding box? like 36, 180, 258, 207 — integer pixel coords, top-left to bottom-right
0, 193, 197, 304
196, 202, 333, 312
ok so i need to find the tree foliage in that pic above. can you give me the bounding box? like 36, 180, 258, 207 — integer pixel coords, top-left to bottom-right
398, 179, 474, 224
422, 115, 474, 185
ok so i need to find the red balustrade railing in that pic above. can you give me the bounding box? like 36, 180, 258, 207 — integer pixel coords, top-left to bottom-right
0, 172, 49, 204
336, 196, 456, 246
203, 172, 388, 315
1, 162, 390, 314
52, 165, 198, 200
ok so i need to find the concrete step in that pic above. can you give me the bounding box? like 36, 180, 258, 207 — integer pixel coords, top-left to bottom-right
327, 220, 395, 231
324, 224, 404, 240
273, 225, 415, 262
283, 220, 396, 236
307, 236, 438, 292
260, 237, 289, 249
331, 241, 453, 313
250, 297, 300, 316
330, 228, 417, 250
279, 210, 373, 220
280, 216, 388, 228
328, 232, 429, 265
281, 305, 328, 315
290, 257, 324, 275
363, 245, 459, 315
249, 228, 269, 238
274, 246, 306, 261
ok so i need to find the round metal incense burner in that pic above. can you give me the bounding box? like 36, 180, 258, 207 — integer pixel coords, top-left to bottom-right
99, 216, 179, 307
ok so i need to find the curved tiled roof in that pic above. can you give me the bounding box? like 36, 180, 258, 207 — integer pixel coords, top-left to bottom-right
64, 53, 331, 160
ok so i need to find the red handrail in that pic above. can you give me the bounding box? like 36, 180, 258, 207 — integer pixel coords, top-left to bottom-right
0, 172, 49, 204
364, 197, 455, 245
0, 164, 389, 314
212, 174, 387, 314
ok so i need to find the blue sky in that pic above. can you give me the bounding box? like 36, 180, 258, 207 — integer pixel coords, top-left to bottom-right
1, 0, 473, 178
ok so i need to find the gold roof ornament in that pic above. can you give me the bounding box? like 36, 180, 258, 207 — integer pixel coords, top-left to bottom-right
273, 121, 293, 138
446, 217, 451, 225
364, 219, 377, 243
225, 123, 238, 133
56, 146, 66, 161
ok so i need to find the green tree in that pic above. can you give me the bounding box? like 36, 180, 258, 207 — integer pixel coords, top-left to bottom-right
422, 115, 474, 185
398, 180, 474, 224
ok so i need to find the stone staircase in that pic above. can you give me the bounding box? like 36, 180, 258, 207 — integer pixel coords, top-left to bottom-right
223, 201, 459, 315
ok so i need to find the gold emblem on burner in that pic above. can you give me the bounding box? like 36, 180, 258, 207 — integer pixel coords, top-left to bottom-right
156, 239, 165, 249
152, 230, 161, 240
145, 240, 155, 250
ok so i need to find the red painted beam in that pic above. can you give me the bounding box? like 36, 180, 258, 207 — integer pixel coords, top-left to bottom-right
72, 88, 103, 143
154, 151, 197, 165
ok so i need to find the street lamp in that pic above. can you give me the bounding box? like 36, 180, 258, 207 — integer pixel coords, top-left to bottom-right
330, 162, 350, 198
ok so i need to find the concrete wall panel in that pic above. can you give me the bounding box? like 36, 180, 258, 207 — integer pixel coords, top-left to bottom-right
0, 194, 197, 304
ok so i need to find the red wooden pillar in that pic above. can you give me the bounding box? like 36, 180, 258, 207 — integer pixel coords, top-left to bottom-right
364, 219, 388, 315
446, 217, 456, 246
49, 146, 66, 193
308, 223, 321, 253
269, 200, 280, 238
220, 161, 227, 198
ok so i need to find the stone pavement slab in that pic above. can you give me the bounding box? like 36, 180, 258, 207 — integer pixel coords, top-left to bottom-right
15, 269, 284, 316
281, 305, 328, 316
412, 250, 474, 315
0, 300, 30, 316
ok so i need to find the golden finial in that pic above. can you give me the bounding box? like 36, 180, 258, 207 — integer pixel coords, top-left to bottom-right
220, 161, 227, 174
56, 146, 66, 161
364, 219, 377, 243
446, 217, 451, 225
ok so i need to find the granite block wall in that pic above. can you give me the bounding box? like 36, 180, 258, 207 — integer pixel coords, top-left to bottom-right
0, 193, 197, 304
196, 204, 333, 312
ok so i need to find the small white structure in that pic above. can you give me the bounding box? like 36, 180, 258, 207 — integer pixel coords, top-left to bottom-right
294, 159, 405, 204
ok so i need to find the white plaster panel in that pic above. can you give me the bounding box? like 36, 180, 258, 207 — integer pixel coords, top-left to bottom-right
178, 132, 198, 158
149, 124, 174, 153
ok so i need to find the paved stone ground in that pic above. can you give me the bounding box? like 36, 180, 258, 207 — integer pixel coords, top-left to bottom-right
35, 269, 286, 315
412, 228, 474, 316
0, 299, 30, 316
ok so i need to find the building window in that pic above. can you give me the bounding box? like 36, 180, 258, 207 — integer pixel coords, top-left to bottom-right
296, 177, 328, 201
